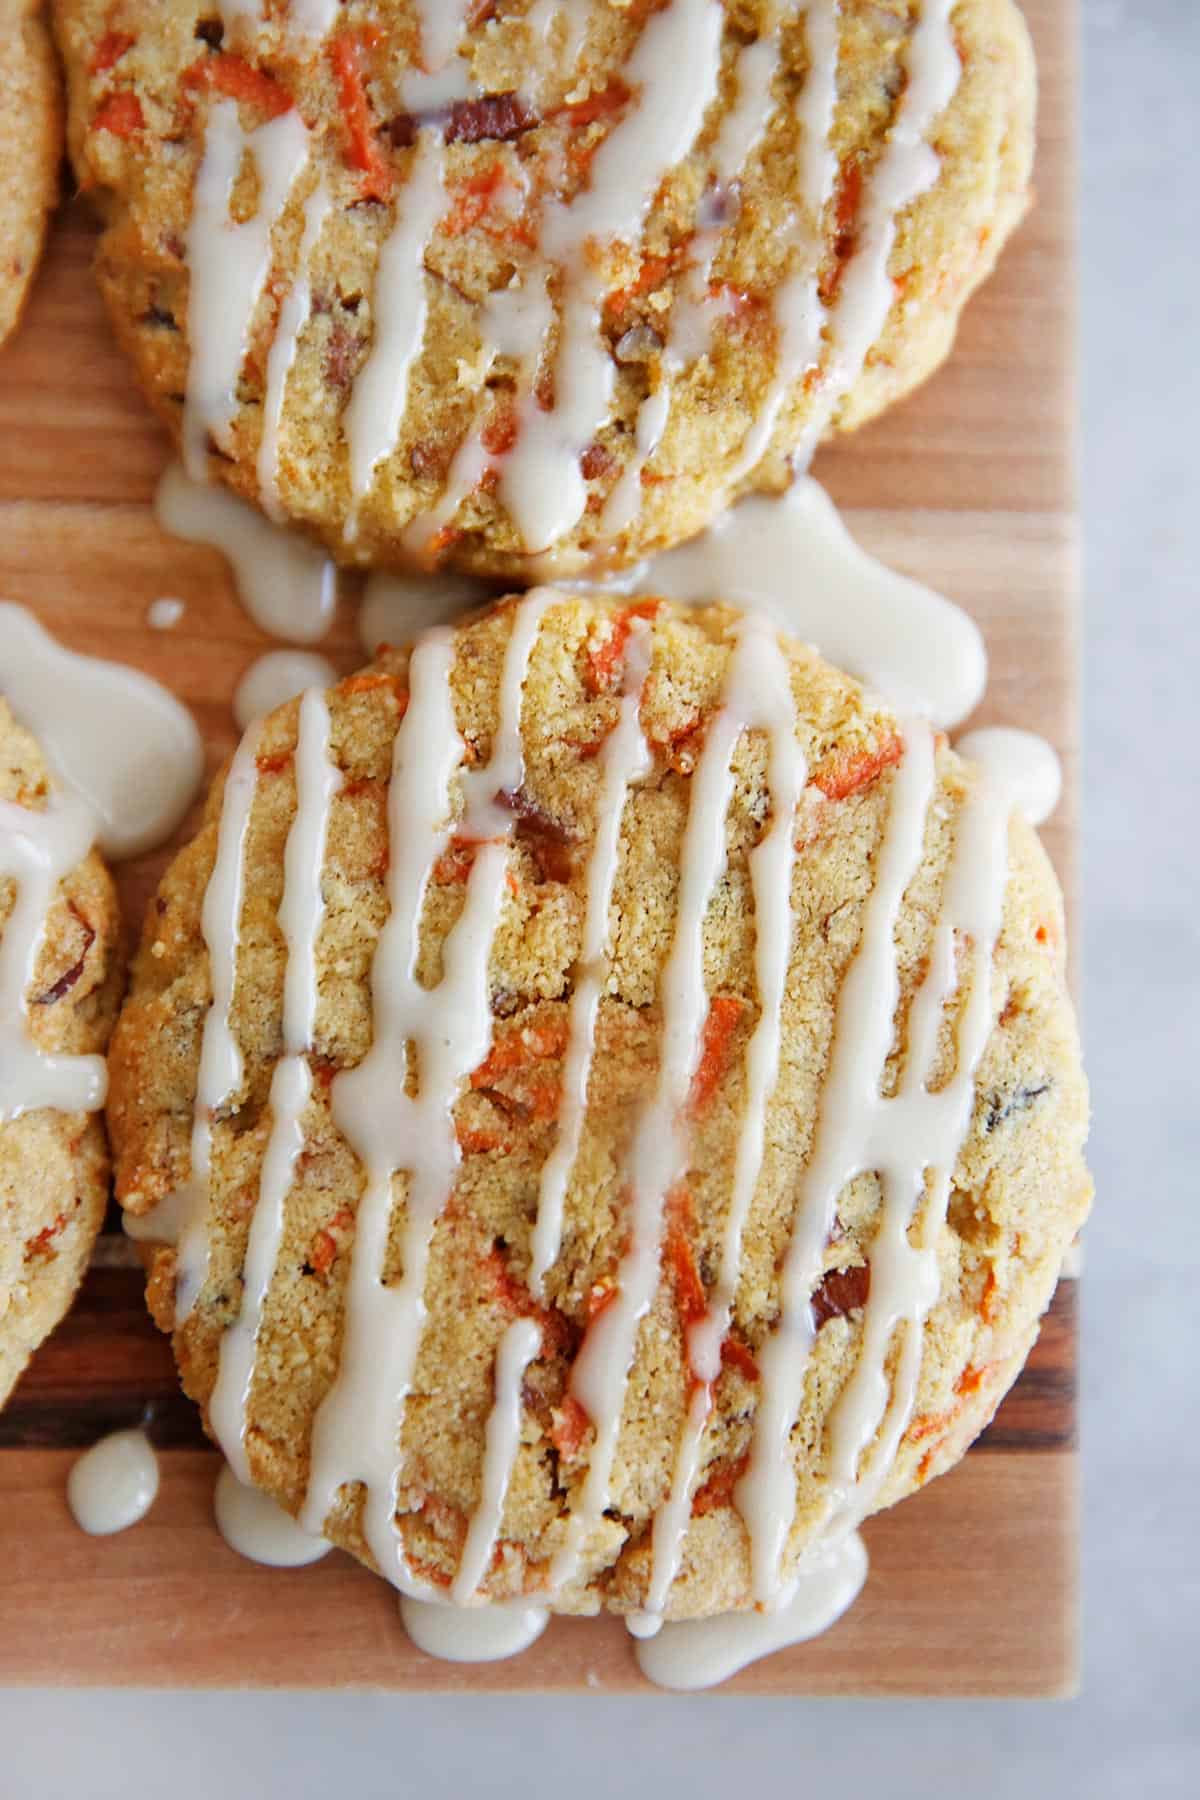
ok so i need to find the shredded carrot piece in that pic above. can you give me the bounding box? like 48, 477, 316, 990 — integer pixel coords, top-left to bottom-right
687, 995, 744, 1117
329, 33, 392, 200
339, 670, 409, 711
481, 403, 518, 458
604, 254, 672, 321
309, 1229, 337, 1275
438, 162, 528, 240
456, 1122, 513, 1156
433, 841, 476, 885
92, 91, 144, 137
810, 732, 904, 803
586, 1279, 618, 1322
954, 1360, 997, 1399
820, 155, 864, 306
470, 1019, 568, 1090
584, 599, 660, 695
26, 1212, 68, 1256
551, 1395, 592, 1460
719, 1336, 760, 1383
255, 748, 294, 777
554, 78, 630, 128
481, 1247, 575, 1357
664, 1185, 706, 1332
692, 1451, 748, 1518
182, 53, 292, 119
91, 32, 134, 76
979, 1267, 998, 1323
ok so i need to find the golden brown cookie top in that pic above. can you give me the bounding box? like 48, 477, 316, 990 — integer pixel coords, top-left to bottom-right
55, 0, 1034, 576
0, 0, 62, 347
109, 594, 1089, 1619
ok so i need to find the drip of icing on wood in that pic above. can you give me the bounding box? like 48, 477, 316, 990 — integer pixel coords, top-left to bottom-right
183, 100, 310, 481
156, 463, 337, 645
603, 480, 986, 729
359, 570, 495, 655
299, 591, 555, 1592
146, 598, 185, 631
0, 601, 203, 859
955, 728, 1062, 827
173, 727, 261, 1323
400, 1596, 550, 1664
209, 689, 339, 1484
635, 1530, 867, 1691
67, 1430, 159, 1536
214, 1464, 331, 1567
233, 651, 337, 729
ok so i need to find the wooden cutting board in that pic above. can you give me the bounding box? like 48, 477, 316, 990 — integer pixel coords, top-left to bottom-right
0, 0, 1078, 1695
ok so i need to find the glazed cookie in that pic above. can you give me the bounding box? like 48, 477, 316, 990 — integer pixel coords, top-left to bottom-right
0, 700, 122, 1408
110, 593, 1090, 1622
0, 0, 62, 347
55, 0, 1034, 578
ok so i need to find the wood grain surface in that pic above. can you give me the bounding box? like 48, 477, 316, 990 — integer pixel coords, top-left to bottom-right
0, 0, 1078, 1694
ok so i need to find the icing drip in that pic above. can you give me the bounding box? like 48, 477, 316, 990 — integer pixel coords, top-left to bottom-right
549, 613, 785, 1596
209, 690, 339, 1484
0, 601, 204, 859
258, 179, 333, 524
183, 101, 310, 481
644, 614, 805, 1616
608, 480, 986, 729
528, 621, 653, 1291
955, 728, 1062, 827
499, 0, 724, 551
214, 1464, 331, 1567
233, 651, 337, 729
173, 727, 261, 1323
359, 570, 495, 654
344, 135, 445, 539
635, 1530, 867, 1690
156, 464, 337, 645
792, 0, 962, 464
299, 592, 554, 1592
452, 1315, 544, 1604
146, 597, 185, 630
67, 1430, 159, 1536
400, 1597, 549, 1663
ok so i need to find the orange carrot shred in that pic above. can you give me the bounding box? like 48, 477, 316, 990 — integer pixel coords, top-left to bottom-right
692, 1451, 748, 1518
664, 1185, 706, 1332
687, 995, 744, 1117
470, 1020, 568, 1090
182, 53, 292, 120
91, 32, 134, 76
329, 33, 392, 201
810, 732, 904, 803
719, 1336, 760, 1383
551, 1395, 591, 1460
554, 78, 630, 128
584, 600, 660, 695
92, 91, 144, 137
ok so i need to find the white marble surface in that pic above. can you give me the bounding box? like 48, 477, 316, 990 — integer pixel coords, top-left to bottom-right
2, 3, 1196, 1794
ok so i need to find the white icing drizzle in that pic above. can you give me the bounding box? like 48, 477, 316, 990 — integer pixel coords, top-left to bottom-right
1060, 1239, 1082, 1280
793, 0, 962, 465
452, 1315, 543, 1604
156, 463, 337, 645
233, 650, 337, 729
209, 689, 339, 1485
635, 1529, 867, 1690
214, 1463, 331, 1567
258, 178, 332, 523
344, 134, 445, 538
499, 0, 724, 551
611, 480, 986, 729
0, 601, 204, 860
411, 0, 473, 78
400, 1596, 549, 1663
550, 613, 782, 1596
146, 597, 186, 631
644, 614, 805, 1616
66, 1430, 160, 1536
183, 100, 310, 481
359, 570, 494, 655
726, 1, 839, 482
299, 592, 554, 1594
955, 728, 1062, 828
528, 621, 653, 1291
0, 785, 105, 1122
173, 727, 261, 1324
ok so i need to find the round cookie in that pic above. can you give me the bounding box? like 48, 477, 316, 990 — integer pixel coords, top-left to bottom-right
0, 0, 62, 348
0, 700, 122, 1409
55, 0, 1034, 578
109, 594, 1090, 1620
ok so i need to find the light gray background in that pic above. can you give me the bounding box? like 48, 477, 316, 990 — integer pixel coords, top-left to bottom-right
4, 3, 1196, 1793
